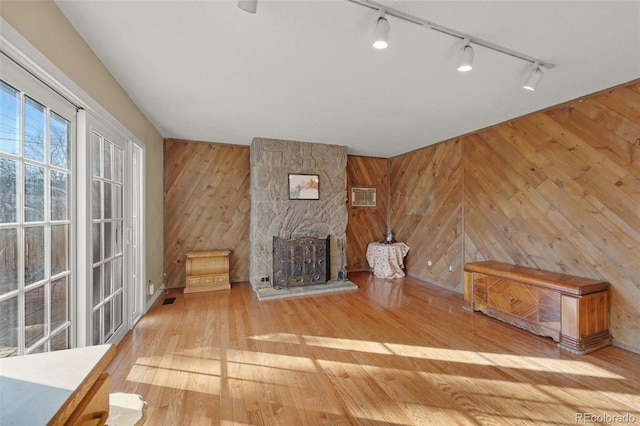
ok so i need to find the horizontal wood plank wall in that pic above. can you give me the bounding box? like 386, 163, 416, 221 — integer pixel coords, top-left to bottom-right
389, 139, 464, 289
164, 139, 250, 287
462, 80, 640, 352
346, 155, 388, 272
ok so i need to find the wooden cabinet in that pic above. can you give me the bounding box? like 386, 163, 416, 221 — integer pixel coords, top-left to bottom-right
184, 249, 231, 293
464, 261, 611, 354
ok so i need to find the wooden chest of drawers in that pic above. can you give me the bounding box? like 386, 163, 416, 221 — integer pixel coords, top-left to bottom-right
184, 249, 231, 293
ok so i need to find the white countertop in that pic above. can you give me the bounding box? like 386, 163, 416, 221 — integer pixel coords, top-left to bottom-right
0, 344, 115, 425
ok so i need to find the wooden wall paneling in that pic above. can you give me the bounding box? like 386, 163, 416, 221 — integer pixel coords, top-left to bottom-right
591, 86, 640, 124
531, 111, 628, 180
390, 143, 443, 234
463, 139, 525, 265
345, 155, 388, 272
606, 275, 640, 348
577, 169, 640, 247
488, 118, 628, 267
466, 135, 522, 200
476, 126, 548, 190
547, 108, 639, 198
490, 120, 554, 168
464, 134, 517, 215
555, 110, 637, 179
482, 123, 605, 271
463, 192, 514, 263
539, 177, 629, 270
406, 171, 462, 276
164, 139, 250, 287
460, 81, 640, 352
572, 97, 640, 145
389, 139, 463, 289
531, 128, 639, 269
510, 212, 591, 272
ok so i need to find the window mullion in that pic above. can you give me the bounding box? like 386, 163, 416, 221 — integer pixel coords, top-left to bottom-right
16, 90, 25, 356
44, 106, 52, 352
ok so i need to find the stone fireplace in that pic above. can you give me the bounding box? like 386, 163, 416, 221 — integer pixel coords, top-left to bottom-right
249, 138, 348, 291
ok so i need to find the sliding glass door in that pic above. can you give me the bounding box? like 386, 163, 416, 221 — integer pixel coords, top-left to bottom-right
80, 114, 130, 346
2, 37, 145, 356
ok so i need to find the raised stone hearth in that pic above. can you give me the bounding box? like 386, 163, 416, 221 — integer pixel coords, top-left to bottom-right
256, 279, 358, 301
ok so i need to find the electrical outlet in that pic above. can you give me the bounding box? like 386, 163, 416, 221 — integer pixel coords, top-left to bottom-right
427, 260, 432, 266
148, 282, 155, 295
448, 265, 453, 272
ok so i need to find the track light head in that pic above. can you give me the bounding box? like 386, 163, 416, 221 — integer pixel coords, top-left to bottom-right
238, 0, 257, 13
373, 13, 390, 49
523, 63, 543, 91
457, 39, 474, 72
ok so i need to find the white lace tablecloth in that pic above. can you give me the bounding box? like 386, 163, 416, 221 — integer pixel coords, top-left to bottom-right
366, 242, 410, 278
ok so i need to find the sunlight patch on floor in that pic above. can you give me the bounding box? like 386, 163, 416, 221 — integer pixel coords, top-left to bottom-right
127, 346, 323, 392
251, 332, 624, 379
251, 332, 390, 355
314, 357, 635, 425
126, 363, 221, 393
123, 334, 638, 425
304, 334, 394, 355
385, 343, 624, 379
225, 347, 317, 372
399, 403, 476, 425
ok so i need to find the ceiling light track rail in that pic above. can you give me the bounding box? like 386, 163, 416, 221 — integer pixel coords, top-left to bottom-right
345, 0, 555, 70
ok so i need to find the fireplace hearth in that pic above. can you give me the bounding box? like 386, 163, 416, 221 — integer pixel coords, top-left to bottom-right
273, 236, 330, 288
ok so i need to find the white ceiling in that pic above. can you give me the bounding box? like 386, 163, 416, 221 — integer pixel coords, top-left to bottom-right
55, 0, 640, 158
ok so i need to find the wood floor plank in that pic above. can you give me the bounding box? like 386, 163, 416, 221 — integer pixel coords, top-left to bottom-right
106, 272, 640, 425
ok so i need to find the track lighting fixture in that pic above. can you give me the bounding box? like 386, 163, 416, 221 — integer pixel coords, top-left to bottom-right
346, 0, 554, 89
238, 0, 257, 14
458, 39, 474, 72
372, 11, 390, 49
523, 63, 544, 91
237, 0, 554, 89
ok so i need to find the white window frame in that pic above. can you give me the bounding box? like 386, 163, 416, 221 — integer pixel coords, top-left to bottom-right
0, 55, 77, 355
1, 17, 147, 350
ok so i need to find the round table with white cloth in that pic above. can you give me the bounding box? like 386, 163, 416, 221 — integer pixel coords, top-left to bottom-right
366, 242, 410, 278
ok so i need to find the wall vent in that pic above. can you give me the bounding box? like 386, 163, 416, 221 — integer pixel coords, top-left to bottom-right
351, 187, 376, 207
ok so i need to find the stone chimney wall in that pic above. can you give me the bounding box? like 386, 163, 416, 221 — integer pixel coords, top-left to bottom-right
249, 138, 348, 290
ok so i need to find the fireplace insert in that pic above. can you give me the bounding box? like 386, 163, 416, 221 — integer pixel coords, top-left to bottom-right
273, 236, 330, 288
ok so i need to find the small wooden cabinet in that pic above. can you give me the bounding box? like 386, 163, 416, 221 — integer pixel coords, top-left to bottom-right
184, 249, 231, 293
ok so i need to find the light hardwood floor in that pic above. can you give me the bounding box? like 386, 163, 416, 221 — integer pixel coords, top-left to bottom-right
106, 272, 640, 425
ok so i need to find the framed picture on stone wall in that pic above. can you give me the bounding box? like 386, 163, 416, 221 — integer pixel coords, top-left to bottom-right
288, 173, 319, 200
